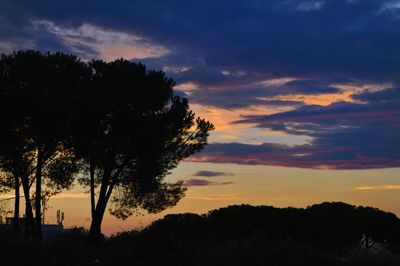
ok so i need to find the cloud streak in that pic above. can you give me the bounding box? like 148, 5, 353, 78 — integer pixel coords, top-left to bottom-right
183, 178, 234, 187
193, 171, 234, 177
353, 185, 400, 191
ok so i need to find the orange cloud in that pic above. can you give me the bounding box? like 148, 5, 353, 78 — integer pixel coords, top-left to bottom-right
257, 82, 392, 106
190, 103, 293, 132
257, 90, 358, 106
353, 185, 400, 191
51, 193, 89, 199
189, 103, 309, 145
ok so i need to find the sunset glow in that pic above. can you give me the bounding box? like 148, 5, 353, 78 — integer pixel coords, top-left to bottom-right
0, 0, 399, 236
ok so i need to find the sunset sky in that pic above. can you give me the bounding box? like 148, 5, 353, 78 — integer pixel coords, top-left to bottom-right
0, 0, 399, 235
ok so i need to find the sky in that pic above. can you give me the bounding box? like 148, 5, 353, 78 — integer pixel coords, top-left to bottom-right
0, 0, 399, 235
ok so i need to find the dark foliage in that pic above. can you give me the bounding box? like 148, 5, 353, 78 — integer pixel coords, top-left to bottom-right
1, 202, 399, 265
65, 58, 214, 239
0, 51, 86, 237
0, 50, 214, 240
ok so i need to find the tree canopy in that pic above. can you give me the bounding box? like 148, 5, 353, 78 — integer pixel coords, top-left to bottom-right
0, 50, 214, 240
69, 59, 214, 239
0, 51, 86, 238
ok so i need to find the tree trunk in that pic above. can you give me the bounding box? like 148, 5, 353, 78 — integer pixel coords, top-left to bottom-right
20, 175, 35, 236
13, 176, 20, 233
90, 159, 95, 219
88, 195, 107, 241
35, 144, 43, 241
88, 169, 115, 241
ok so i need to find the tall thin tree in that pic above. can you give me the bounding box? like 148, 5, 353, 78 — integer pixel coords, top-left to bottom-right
0, 50, 87, 239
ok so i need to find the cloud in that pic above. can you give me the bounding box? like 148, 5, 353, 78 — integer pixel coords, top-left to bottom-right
186, 193, 242, 201
0, 0, 399, 169
353, 185, 400, 191
0, 0, 399, 115
1, 1, 400, 80
191, 142, 400, 169
183, 178, 234, 187
192, 88, 400, 169
193, 171, 234, 177
50, 193, 89, 199
31, 20, 170, 61
185, 78, 347, 109
236, 87, 400, 130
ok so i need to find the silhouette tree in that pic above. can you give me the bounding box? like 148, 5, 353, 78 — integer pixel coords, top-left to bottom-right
69, 59, 214, 240
0, 53, 37, 234
0, 51, 86, 239
1, 51, 213, 240
0, 172, 20, 233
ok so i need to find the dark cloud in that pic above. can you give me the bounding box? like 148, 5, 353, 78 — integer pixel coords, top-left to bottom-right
33, 31, 73, 53
193, 140, 400, 170
1, 0, 399, 82
282, 79, 341, 94
237, 88, 400, 130
185, 78, 343, 108
1, 1, 399, 109
194, 88, 400, 169
140, 54, 380, 110
352, 87, 400, 103
183, 178, 234, 187
69, 43, 100, 59
193, 171, 234, 177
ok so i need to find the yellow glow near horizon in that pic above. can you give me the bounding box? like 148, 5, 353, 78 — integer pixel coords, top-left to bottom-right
1, 163, 399, 235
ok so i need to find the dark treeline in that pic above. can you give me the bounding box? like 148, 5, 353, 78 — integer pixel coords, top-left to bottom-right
0, 50, 214, 241
0, 202, 399, 265
147, 202, 400, 251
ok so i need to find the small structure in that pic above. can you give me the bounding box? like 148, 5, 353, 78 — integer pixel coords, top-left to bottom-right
5, 217, 26, 228
42, 223, 65, 240
0, 210, 12, 225
41, 209, 66, 240
56, 209, 65, 226
0, 210, 67, 240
